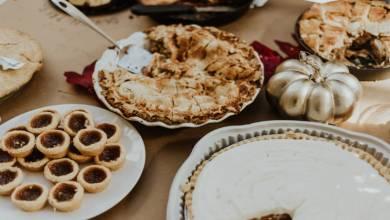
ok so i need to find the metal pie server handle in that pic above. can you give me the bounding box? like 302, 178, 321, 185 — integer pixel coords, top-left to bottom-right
50, 0, 121, 49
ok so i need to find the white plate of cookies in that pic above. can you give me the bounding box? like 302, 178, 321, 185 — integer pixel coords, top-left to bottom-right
0, 104, 145, 219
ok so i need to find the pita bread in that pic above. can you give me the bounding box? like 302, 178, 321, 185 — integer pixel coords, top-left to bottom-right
0, 28, 43, 99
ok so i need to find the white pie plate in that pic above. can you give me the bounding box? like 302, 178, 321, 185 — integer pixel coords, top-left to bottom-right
0, 104, 146, 220
166, 120, 390, 220
92, 32, 263, 129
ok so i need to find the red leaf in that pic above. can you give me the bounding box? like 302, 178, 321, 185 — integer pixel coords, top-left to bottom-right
251, 41, 283, 82
275, 40, 301, 59
64, 61, 96, 94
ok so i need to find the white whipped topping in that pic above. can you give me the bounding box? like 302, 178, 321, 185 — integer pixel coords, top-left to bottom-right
95, 32, 153, 74
0, 56, 24, 71
251, 0, 268, 7
191, 139, 390, 220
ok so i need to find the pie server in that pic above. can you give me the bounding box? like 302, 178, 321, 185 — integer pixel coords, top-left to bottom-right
131, 4, 237, 15
50, 0, 152, 74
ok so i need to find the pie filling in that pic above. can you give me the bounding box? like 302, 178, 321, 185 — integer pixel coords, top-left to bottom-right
68, 114, 90, 133
24, 148, 45, 163
83, 168, 107, 183
69, 144, 82, 155
49, 161, 74, 176
345, 32, 387, 67
80, 131, 102, 146
258, 214, 292, 220
15, 185, 43, 201
0, 170, 17, 185
97, 124, 116, 139
41, 132, 65, 148
54, 183, 77, 202
0, 149, 13, 163
31, 114, 53, 128
5, 134, 30, 149
99, 146, 120, 162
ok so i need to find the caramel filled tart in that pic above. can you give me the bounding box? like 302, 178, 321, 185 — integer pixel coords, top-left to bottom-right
95, 143, 126, 171
1, 130, 35, 158
96, 123, 121, 143
62, 110, 95, 136
77, 165, 111, 193
44, 158, 79, 183
26, 109, 61, 134
11, 183, 48, 212
17, 148, 49, 171
36, 130, 70, 159
48, 181, 84, 212
0, 167, 23, 195
73, 128, 107, 156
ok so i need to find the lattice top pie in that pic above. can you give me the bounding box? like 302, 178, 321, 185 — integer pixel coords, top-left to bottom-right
299, 0, 390, 68
96, 25, 263, 126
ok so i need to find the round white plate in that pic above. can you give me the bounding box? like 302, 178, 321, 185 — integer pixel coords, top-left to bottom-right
0, 104, 146, 220
166, 120, 390, 220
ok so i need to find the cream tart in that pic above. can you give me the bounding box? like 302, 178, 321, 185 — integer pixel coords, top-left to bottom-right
298, 0, 390, 69
17, 148, 49, 172
67, 143, 92, 163
1, 130, 35, 158
95, 143, 126, 171
183, 132, 390, 220
62, 110, 95, 136
48, 181, 84, 212
96, 123, 121, 143
0, 148, 16, 168
77, 165, 111, 193
44, 158, 79, 183
96, 25, 263, 126
0, 167, 23, 195
36, 129, 70, 159
26, 109, 61, 134
11, 183, 48, 212
73, 128, 107, 156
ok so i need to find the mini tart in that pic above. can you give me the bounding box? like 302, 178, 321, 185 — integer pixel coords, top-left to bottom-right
0, 149, 16, 168
11, 183, 48, 212
69, 0, 111, 7
95, 143, 126, 171
44, 158, 79, 183
77, 165, 111, 193
1, 130, 35, 158
73, 128, 107, 156
67, 143, 92, 163
17, 148, 49, 172
96, 123, 121, 143
0, 167, 23, 195
62, 110, 95, 136
26, 110, 61, 134
36, 130, 70, 159
48, 181, 84, 212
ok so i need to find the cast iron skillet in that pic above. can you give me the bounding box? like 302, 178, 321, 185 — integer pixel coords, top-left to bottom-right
295, 10, 390, 74
49, 0, 135, 15
131, 0, 253, 26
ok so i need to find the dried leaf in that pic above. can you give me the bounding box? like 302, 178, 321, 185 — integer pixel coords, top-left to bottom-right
64, 61, 96, 94
251, 41, 283, 82
275, 40, 301, 59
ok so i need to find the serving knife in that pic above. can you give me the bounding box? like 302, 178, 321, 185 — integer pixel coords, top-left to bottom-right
131, 4, 237, 15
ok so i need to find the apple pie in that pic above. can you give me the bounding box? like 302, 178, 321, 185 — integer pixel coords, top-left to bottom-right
298, 0, 390, 69
96, 25, 263, 126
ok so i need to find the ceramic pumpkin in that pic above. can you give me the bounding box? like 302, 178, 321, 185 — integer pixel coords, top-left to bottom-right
266, 52, 362, 124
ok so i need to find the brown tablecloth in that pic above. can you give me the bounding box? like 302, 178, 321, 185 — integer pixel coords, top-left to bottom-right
0, 0, 389, 219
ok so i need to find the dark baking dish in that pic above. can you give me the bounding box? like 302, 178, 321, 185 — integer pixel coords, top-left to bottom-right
50, 0, 135, 15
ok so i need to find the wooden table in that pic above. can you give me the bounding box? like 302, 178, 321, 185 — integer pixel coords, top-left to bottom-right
0, 0, 389, 219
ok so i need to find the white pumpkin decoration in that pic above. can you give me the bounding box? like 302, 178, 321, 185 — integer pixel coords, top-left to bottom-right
266, 52, 362, 124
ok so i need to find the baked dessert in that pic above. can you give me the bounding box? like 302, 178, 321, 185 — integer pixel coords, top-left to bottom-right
1, 130, 35, 158
73, 128, 107, 156
62, 110, 95, 136
8, 126, 28, 132
140, 0, 233, 5
0, 148, 16, 168
11, 183, 48, 212
0, 167, 23, 195
17, 148, 49, 172
96, 123, 121, 143
48, 181, 84, 212
67, 143, 92, 163
96, 25, 263, 126
77, 165, 111, 193
0, 28, 43, 100
298, 0, 390, 69
69, 0, 111, 7
183, 132, 390, 220
95, 143, 126, 170
26, 109, 61, 134
36, 130, 70, 159
44, 158, 79, 183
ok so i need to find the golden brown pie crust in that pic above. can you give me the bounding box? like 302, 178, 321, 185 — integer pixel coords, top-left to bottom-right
97, 24, 263, 125
48, 181, 84, 212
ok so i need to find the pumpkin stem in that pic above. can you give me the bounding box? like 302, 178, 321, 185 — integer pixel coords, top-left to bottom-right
299, 51, 323, 83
